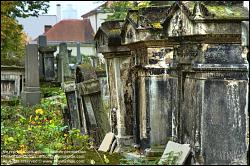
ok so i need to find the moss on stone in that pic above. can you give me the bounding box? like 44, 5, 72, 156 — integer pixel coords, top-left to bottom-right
151, 22, 163, 29
206, 5, 249, 18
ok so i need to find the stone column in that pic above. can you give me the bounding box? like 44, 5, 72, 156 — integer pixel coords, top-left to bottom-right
22, 44, 40, 106
114, 58, 126, 137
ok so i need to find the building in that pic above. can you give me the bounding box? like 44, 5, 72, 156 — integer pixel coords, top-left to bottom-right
17, 15, 57, 41
42, 19, 95, 58
17, 4, 62, 41
81, 1, 113, 33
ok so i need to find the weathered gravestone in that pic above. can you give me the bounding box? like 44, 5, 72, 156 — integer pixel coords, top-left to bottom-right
38, 35, 47, 80
57, 43, 71, 82
63, 81, 81, 130
75, 64, 110, 146
21, 44, 40, 106
76, 42, 82, 65
38, 46, 57, 81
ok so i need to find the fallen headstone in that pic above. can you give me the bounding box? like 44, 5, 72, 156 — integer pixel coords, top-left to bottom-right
98, 132, 115, 152
158, 141, 191, 165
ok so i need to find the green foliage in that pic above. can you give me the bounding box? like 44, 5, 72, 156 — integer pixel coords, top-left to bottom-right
40, 83, 64, 98
105, 1, 133, 21
1, 91, 88, 154
120, 157, 160, 165
105, 1, 151, 21
3, 1, 50, 19
82, 54, 92, 64
161, 151, 182, 165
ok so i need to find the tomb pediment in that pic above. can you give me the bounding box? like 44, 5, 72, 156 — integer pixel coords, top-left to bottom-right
94, 20, 124, 52
121, 6, 170, 45
162, 1, 249, 36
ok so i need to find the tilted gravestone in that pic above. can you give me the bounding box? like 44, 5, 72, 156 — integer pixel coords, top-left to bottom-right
21, 44, 40, 106
63, 82, 81, 130
75, 64, 110, 146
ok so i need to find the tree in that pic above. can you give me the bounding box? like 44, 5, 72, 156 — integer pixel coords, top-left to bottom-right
1, 1, 49, 66
104, 1, 151, 21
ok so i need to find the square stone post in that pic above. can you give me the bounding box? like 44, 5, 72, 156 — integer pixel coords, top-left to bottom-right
38, 35, 47, 80
22, 44, 40, 106
76, 42, 82, 64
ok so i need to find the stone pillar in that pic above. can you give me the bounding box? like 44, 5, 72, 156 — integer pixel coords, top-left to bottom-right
22, 44, 40, 106
76, 42, 82, 64
38, 35, 47, 80
58, 43, 71, 79
114, 58, 126, 136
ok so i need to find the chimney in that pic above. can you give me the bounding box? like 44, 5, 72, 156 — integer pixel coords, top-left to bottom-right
57, 4, 61, 22
44, 25, 52, 33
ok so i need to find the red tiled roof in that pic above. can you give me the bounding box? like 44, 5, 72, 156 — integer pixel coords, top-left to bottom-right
44, 19, 94, 42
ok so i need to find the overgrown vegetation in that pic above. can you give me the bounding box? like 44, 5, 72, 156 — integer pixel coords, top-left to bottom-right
1, 85, 125, 165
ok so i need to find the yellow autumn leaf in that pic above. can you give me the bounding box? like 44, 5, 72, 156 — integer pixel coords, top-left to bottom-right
29, 115, 33, 122
35, 109, 44, 115
16, 149, 26, 155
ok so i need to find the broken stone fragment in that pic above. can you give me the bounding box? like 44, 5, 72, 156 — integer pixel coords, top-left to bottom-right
98, 132, 115, 152
158, 141, 191, 165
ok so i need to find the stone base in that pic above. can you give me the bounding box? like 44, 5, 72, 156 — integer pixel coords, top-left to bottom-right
21, 90, 40, 106
116, 135, 134, 152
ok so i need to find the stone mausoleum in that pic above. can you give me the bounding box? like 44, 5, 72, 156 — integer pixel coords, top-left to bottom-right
95, 1, 248, 165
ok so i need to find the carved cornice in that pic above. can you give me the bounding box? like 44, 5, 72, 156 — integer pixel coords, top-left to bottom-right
103, 51, 131, 59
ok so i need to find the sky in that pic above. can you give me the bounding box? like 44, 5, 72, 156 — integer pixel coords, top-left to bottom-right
46, 1, 105, 19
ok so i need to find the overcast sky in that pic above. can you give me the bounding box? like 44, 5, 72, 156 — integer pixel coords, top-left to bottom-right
47, 1, 105, 19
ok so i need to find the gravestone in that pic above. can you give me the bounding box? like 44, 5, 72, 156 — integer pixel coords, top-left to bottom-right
38, 35, 47, 80
63, 82, 81, 130
76, 42, 82, 64
58, 43, 71, 80
21, 44, 40, 106
75, 64, 110, 146
38, 46, 57, 81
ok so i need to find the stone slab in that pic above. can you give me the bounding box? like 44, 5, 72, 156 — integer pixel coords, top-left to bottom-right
158, 141, 191, 165
98, 132, 115, 152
